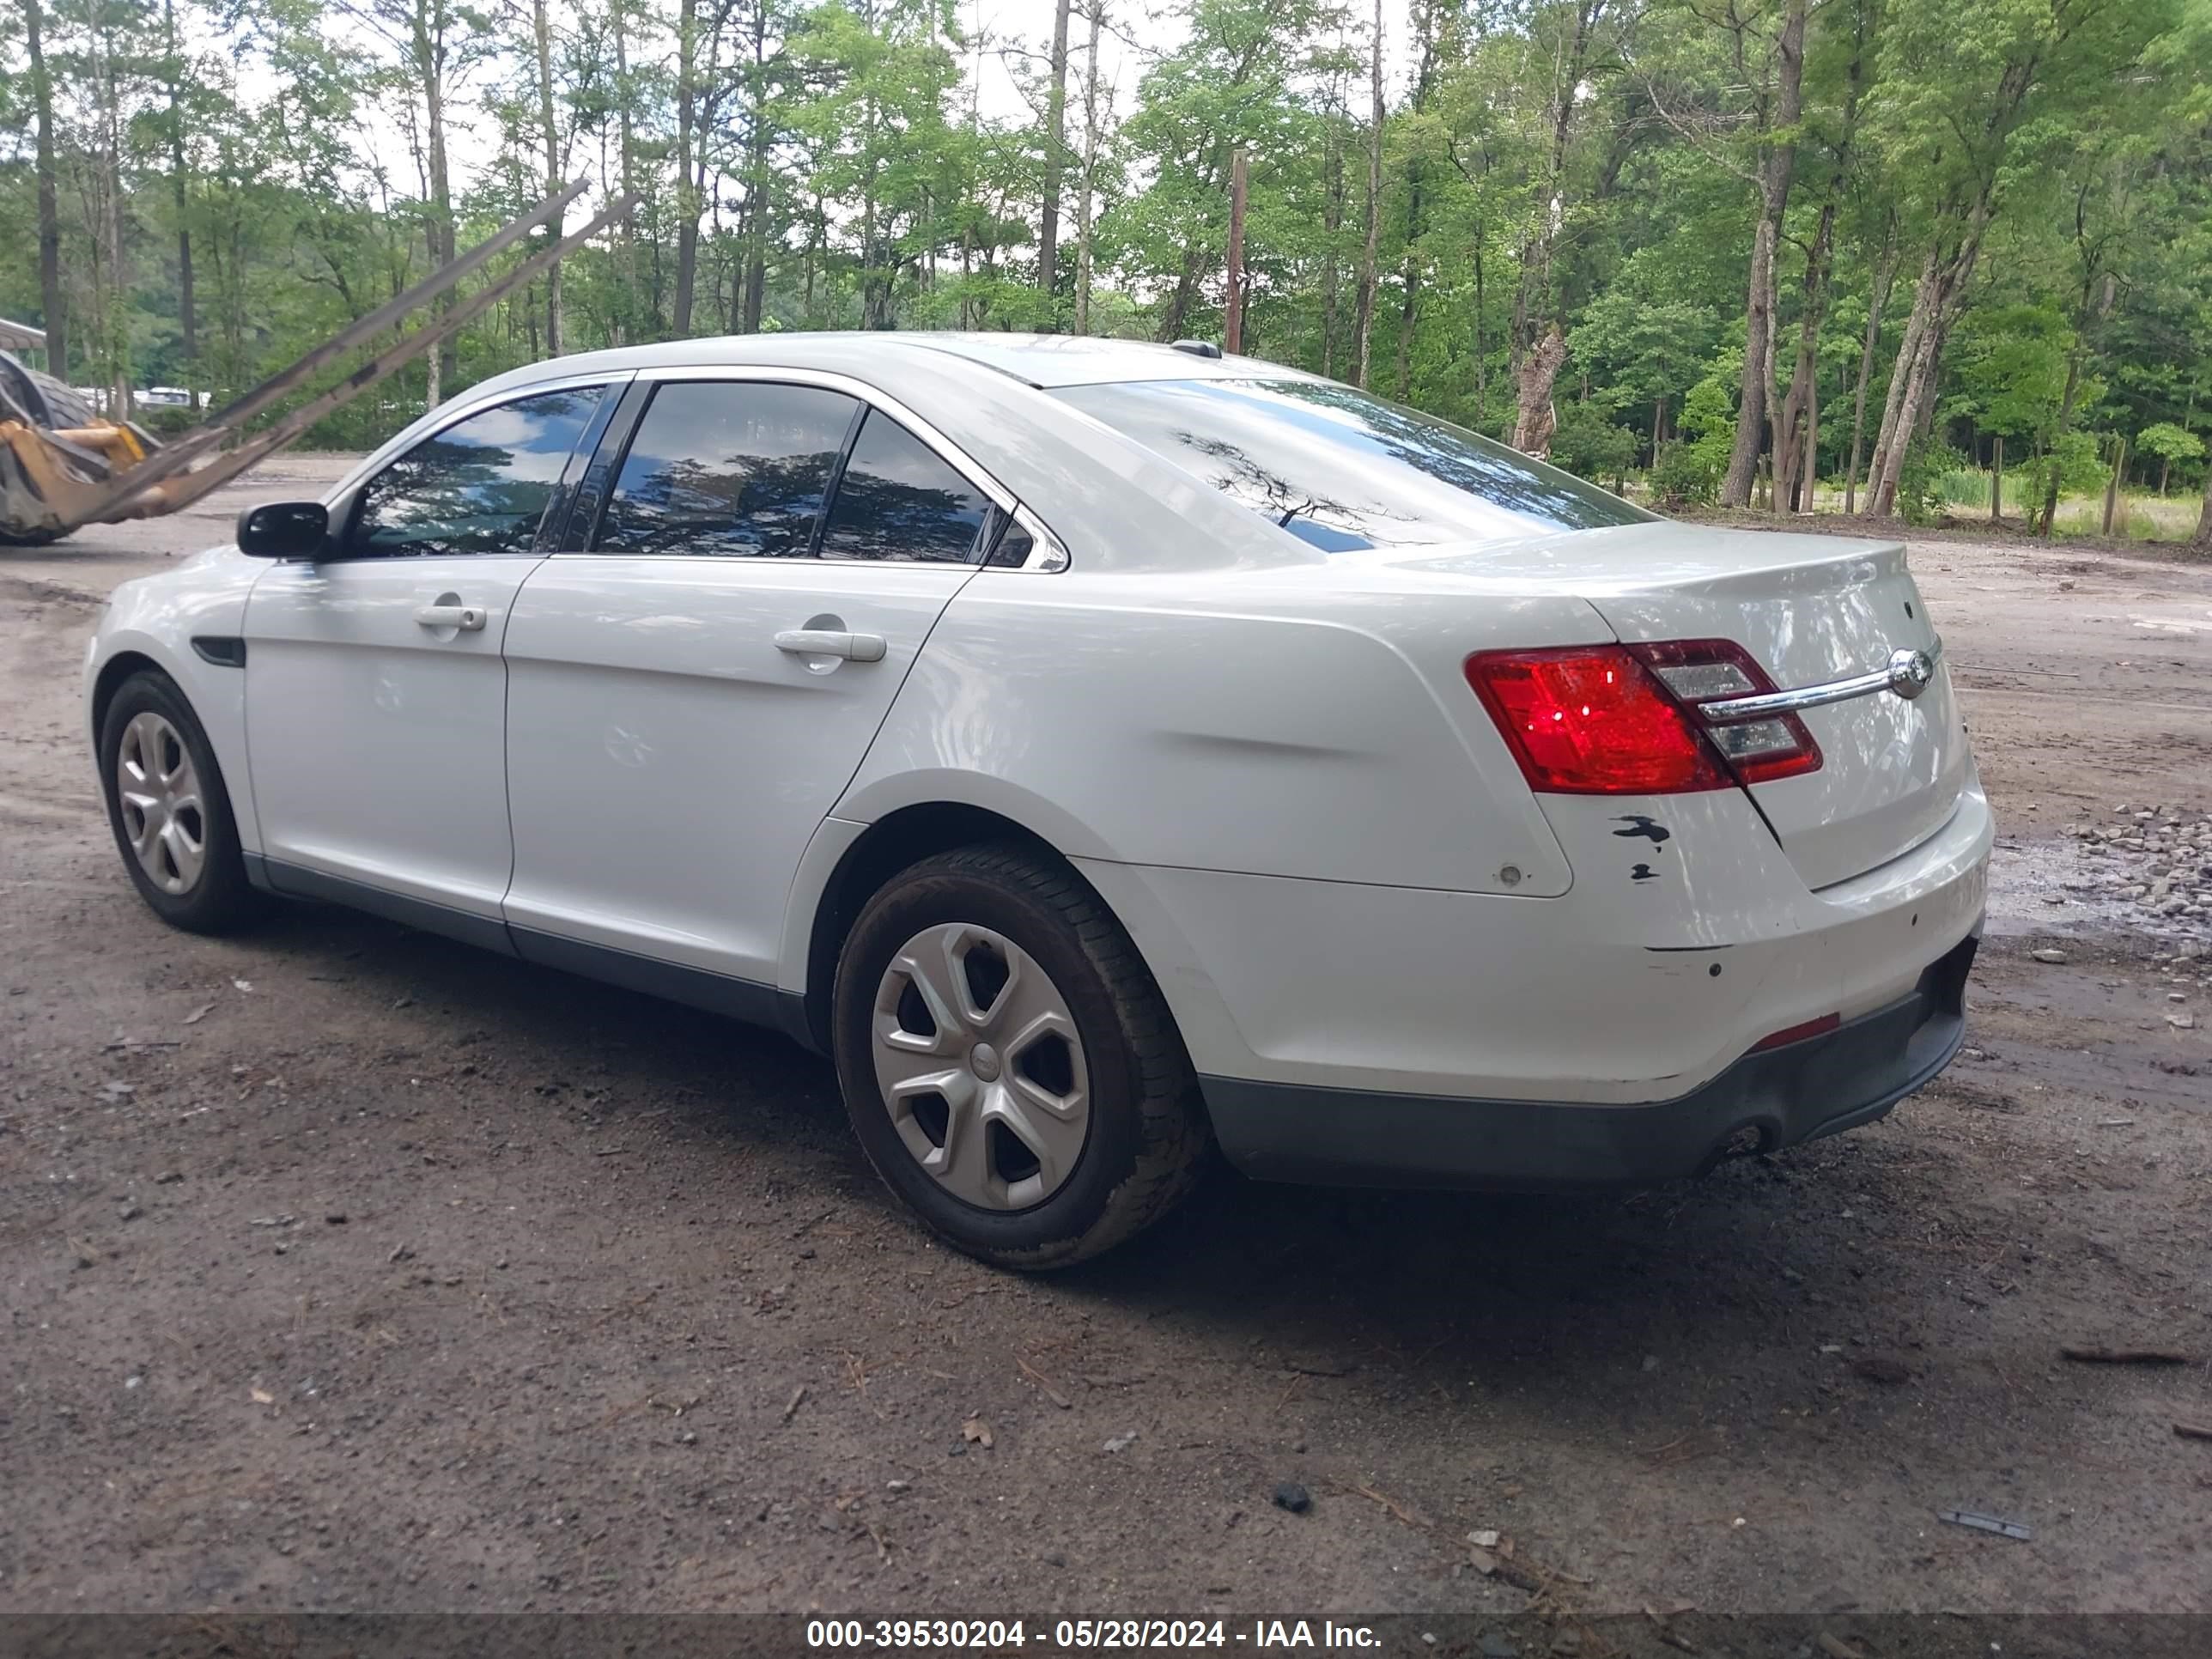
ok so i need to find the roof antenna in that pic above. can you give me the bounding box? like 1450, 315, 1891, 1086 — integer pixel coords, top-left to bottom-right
1170, 339, 1223, 359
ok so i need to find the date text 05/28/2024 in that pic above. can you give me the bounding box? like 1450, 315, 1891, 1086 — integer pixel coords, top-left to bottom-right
805, 1620, 1382, 1650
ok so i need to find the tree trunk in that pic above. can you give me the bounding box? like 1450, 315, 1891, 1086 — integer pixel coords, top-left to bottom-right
1224, 151, 1247, 354
1991, 434, 2002, 521
2038, 350, 2082, 537
1038, 0, 1072, 308
1320, 118, 1344, 376
25, 0, 66, 380
93, 18, 131, 414
672, 0, 700, 336
410, 0, 456, 405
1073, 0, 1103, 333
1799, 356, 1818, 510
1778, 3, 1867, 514
1352, 0, 1382, 388
1512, 325, 1567, 457
1843, 234, 1896, 514
741, 0, 769, 332
2194, 454, 2212, 551
532, 0, 563, 355
1471, 222, 1486, 426
2102, 434, 2125, 537
1720, 0, 1807, 509
1867, 242, 1940, 507
613, 0, 642, 341
161, 0, 197, 393
1395, 156, 1422, 400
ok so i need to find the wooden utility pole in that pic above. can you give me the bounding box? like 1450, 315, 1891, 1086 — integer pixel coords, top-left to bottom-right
1224, 149, 1248, 355
1990, 434, 2002, 522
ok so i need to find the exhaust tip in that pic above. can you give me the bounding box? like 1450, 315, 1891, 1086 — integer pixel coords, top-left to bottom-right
1703, 1122, 1774, 1174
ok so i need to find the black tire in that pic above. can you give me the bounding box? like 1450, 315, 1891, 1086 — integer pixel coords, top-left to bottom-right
2, 354, 101, 544
0, 354, 100, 431
831, 843, 1211, 1269
0, 525, 72, 548
97, 670, 269, 935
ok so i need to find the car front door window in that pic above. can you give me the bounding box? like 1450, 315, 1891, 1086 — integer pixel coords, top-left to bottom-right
349, 386, 606, 558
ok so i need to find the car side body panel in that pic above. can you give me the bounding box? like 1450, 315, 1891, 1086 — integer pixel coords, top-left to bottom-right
836, 567, 1607, 896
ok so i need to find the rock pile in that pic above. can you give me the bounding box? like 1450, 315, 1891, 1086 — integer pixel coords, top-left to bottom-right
2059, 801, 2212, 944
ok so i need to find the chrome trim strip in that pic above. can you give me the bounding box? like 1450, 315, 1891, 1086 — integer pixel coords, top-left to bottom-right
1698, 638, 1942, 722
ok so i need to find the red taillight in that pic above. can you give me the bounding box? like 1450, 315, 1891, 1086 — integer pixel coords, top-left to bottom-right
1626, 640, 1822, 786
1466, 640, 1822, 796
1464, 647, 1732, 794
1750, 1012, 1841, 1052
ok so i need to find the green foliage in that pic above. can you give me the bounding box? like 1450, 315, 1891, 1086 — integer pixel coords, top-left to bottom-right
1548, 401, 1638, 484
1948, 304, 2077, 440
1893, 441, 1973, 526
1649, 443, 1723, 508
2135, 421, 2204, 466
2018, 431, 2108, 511
0, 0, 2201, 562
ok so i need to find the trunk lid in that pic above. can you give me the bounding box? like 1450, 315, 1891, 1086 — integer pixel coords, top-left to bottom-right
1391, 522, 1970, 890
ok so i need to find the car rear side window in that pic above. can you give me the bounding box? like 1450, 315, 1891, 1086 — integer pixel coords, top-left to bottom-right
349, 386, 605, 558
595, 380, 860, 556
1056, 378, 1654, 551
818, 410, 993, 563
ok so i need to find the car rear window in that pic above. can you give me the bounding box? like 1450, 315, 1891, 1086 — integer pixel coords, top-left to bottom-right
1056, 377, 1653, 551
818, 410, 994, 563
597, 380, 859, 557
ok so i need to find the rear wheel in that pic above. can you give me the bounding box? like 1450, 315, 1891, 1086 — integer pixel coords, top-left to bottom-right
98, 671, 266, 934
831, 843, 1209, 1269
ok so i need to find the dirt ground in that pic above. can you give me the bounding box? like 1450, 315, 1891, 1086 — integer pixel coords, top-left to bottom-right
3, 458, 2209, 1623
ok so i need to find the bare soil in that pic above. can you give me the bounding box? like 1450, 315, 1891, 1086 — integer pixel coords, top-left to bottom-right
3, 460, 2209, 1619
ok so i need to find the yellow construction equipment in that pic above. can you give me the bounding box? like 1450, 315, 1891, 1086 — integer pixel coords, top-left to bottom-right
0, 178, 633, 547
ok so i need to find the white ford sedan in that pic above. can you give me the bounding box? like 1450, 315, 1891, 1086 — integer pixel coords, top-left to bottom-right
87, 333, 1990, 1266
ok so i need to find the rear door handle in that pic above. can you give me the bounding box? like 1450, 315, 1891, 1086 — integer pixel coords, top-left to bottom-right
414, 603, 488, 633
774, 628, 886, 663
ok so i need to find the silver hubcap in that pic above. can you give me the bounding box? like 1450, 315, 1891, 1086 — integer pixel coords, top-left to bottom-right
872, 922, 1091, 1211
115, 712, 206, 896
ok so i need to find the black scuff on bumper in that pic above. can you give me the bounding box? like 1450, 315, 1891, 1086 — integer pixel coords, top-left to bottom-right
1200, 933, 1978, 1190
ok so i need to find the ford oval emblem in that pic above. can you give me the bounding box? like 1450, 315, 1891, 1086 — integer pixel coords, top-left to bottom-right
1887, 647, 1936, 702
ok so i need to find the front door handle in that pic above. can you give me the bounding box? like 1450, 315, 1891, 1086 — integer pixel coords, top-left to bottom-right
414, 603, 488, 633
775, 628, 886, 663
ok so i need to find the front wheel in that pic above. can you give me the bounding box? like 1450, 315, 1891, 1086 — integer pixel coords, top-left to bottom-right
98, 670, 267, 934
831, 844, 1210, 1269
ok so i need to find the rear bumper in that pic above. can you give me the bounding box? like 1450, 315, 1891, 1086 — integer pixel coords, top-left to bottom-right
1200, 932, 1976, 1189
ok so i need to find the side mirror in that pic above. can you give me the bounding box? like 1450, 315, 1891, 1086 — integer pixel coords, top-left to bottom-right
235, 500, 330, 558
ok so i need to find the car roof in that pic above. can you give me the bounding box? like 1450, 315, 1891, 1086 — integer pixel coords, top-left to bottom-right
500, 331, 1317, 392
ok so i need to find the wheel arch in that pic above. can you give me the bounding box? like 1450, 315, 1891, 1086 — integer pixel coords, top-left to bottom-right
792, 800, 1073, 1053
88, 626, 261, 857
90, 647, 168, 741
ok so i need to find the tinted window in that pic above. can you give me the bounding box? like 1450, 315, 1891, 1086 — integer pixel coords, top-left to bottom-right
984, 512, 1034, 568
351, 386, 604, 557
596, 380, 857, 556
819, 410, 992, 563
1057, 378, 1654, 551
